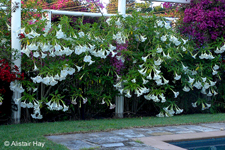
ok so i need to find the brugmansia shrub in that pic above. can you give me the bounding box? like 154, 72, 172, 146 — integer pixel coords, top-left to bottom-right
0, 0, 224, 119
108, 13, 222, 117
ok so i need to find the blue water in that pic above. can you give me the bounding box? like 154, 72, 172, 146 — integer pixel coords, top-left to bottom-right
168, 137, 225, 150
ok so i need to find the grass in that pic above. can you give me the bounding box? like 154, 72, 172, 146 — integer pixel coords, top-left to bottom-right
80, 147, 100, 150
134, 140, 144, 144
1, 113, 225, 150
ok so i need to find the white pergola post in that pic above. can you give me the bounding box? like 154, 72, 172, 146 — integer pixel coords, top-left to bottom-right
11, 0, 21, 124
115, 0, 126, 118
118, 0, 126, 14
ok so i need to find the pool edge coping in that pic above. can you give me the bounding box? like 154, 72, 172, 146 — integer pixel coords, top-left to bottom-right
133, 131, 225, 150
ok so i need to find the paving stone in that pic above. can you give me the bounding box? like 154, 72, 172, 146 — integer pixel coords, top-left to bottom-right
59, 140, 99, 150
102, 143, 124, 147
127, 141, 145, 147
134, 128, 152, 131
46, 134, 83, 142
175, 130, 196, 134
124, 134, 145, 138
150, 127, 165, 131
111, 129, 145, 138
161, 126, 189, 132
87, 136, 129, 144
160, 125, 197, 134
201, 123, 225, 129
87, 132, 114, 138
180, 125, 219, 132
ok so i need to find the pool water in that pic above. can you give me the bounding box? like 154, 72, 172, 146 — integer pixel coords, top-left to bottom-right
168, 137, 225, 150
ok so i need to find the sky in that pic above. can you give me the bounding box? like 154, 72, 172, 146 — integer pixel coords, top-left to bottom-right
100, 0, 163, 13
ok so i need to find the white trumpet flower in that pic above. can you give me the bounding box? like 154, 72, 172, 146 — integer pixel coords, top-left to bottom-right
183, 86, 190, 92
174, 73, 181, 80
142, 78, 149, 84
192, 101, 197, 108
141, 55, 148, 62
207, 90, 212, 96
140, 35, 147, 42
188, 76, 195, 84
33, 63, 39, 71
209, 80, 216, 86
154, 58, 163, 66
131, 79, 136, 83
138, 67, 147, 75
213, 64, 219, 70
212, 69, 218, 75
56, 29, 66, 39
109, 103, 116, 109
76, 65, 82, 72
156, 47, 163, 53
213, 90, 218, 96
202, 77, 207, 82
161, 35, 167, 42
125, 90, 132, 98
193, 81, 202, 89
84, 55, 92, 62
156, 112, 164, 117
182, 63, 188, 71
172, 90, 179, 98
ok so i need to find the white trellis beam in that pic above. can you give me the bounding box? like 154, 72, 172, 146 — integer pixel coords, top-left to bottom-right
1, 6, 7, 10
146, 0, 190, 3
50, 10, 117, 17
11, 0, 21, 124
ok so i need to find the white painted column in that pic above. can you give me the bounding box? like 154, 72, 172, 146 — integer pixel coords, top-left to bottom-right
115, 83, 124, 118
118, 0, 126, 15
11, 0, 21, 124
115, 0, 126, 118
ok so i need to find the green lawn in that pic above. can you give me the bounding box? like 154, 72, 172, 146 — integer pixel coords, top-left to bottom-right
1, 113, 225, 150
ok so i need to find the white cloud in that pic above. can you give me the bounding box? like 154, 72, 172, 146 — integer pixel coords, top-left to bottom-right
152, 2, 163, 6
101, 0, 109, 14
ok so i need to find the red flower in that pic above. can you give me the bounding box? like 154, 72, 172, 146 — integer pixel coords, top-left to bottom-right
5, 32, 10, 36
0, 88, 6, 94
0, 59, 24, 95
18, 33, 25, 39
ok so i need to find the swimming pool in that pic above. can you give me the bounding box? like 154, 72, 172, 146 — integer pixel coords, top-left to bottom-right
168, 137, 225, 150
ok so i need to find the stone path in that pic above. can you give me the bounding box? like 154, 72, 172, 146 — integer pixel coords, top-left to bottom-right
46, 122, 225, 150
